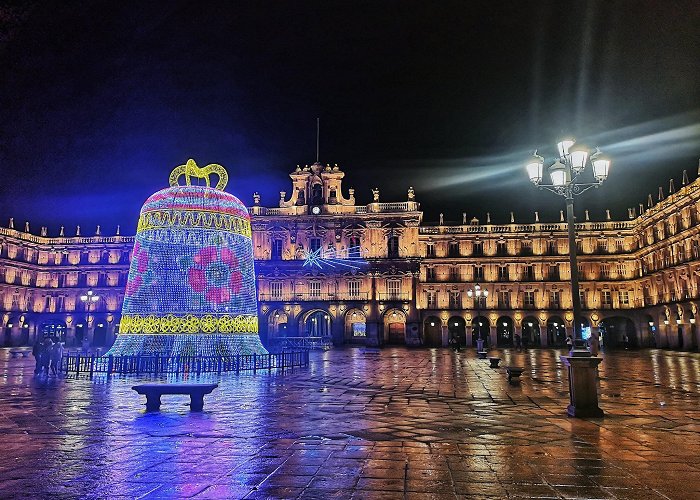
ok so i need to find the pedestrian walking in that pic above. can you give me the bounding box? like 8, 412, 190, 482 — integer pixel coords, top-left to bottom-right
40, 337, 53, 374
50, 341, 64, 375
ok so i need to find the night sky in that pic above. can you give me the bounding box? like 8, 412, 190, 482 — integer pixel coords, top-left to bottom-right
1, 0, 699, 234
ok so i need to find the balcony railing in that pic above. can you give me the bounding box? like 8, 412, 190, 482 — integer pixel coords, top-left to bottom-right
378, 293, 412, 301
259, 292, 369, 301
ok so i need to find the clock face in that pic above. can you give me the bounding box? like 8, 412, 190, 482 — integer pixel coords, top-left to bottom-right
311, 206, 321, 215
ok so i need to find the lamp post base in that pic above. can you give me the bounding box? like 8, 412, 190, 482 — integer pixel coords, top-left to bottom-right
560, 354, 604, 418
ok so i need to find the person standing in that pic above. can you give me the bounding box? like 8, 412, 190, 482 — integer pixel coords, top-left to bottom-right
32, 338, 44, 375
50, 341, 64, 375
40, 337, 53, 374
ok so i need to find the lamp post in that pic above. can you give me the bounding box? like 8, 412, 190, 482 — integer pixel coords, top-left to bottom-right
467, 284, 488, 351
526, 139, 610, 418
80, 289, 99, 345
526, 139, 611, 350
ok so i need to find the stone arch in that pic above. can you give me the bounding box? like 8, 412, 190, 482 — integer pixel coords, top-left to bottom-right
471, 315, 489, 347
497, 315, 514, 347
448, 316, 466, 347
522, 315, 541, 346
599, 315, 636, 349
423, 315, 442, 347
384, 308, 406, 345
300, 309, 331, 337
345, 308, 366, 343
547, 315, 566, 347
267, 309, 289, 340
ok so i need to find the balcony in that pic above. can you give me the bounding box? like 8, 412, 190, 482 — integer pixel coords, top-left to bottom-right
378, 293, 412, 301
259, 292, 370, 301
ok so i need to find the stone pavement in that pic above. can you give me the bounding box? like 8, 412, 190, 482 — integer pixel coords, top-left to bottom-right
0, 347, 699, 499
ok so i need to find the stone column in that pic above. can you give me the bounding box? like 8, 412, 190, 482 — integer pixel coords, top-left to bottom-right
441, 324, 449, 347
489, 325, 497, 348
466, 325, 473, 347
560, 353, 604, 418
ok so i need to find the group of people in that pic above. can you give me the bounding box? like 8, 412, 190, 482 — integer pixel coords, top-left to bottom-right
32, 336, 64, 375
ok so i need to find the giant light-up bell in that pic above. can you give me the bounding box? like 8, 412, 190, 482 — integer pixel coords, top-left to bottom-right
106, 159, 268, 357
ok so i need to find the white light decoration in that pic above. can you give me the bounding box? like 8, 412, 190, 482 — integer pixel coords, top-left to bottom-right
526, 153, 544, 185
549, 160, 567, 186
557, 138, 575, 157
569, 144, 589, 174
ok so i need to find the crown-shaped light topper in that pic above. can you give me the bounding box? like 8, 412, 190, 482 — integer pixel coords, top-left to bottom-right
169, 158, 229, 191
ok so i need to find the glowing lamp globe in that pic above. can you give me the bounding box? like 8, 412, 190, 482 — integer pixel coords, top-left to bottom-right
106, 159, 268, 357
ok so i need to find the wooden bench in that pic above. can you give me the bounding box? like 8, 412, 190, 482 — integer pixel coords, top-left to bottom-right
132, 383, 218, 412
488, 357, 501, 368
505, 366, 524, 383
477, 351, 488, 359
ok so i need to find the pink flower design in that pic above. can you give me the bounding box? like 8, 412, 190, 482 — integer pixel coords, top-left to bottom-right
188, 246, 242, 304
125, 242, 149, 296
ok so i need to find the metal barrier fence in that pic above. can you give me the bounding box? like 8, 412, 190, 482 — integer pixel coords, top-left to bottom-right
60, 351, 309, 378
270, 336, 332, 350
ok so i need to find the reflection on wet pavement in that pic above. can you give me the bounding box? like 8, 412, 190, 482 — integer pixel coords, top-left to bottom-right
0, 347, 698, 499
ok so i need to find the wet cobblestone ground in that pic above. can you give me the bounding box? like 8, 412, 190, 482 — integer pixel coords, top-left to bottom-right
1, 347, 699, 499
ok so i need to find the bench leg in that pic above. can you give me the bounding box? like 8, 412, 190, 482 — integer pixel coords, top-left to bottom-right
190, 394, 204, 412
145, 394, 161, 412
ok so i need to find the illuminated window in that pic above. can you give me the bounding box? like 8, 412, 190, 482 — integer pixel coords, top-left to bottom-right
270, 282, 283, 299
498, 291, 510, 309
600, 264, 610, 279
387, 279, 401, 299
550, 291, 560, 309
616, 262, 625, 278
602, 290, 612, 307
618, 290, 629, 306
309, 281, 321, 298
426, 291, 437, 309
523, 291, 535, 308
348, 280, 361, 298
449, 291, 460, 309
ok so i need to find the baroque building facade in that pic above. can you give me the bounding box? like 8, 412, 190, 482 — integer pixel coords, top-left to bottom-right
2, 161, 699, 351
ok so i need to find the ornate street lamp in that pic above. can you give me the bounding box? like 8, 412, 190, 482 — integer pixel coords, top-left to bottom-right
526, 139, 610, 418
526, 139, 611, 350
80, 289, 99, 344
467, 283, 488, 351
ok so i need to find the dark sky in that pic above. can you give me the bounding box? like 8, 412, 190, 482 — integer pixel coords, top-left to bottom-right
1, 0, 699, 234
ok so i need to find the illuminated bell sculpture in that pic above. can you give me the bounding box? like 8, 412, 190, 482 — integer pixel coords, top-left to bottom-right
106, 159, 268, 357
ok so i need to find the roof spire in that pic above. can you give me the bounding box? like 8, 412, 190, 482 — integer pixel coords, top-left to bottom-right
669, 178, 675, 194
682, 170, 689, 185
